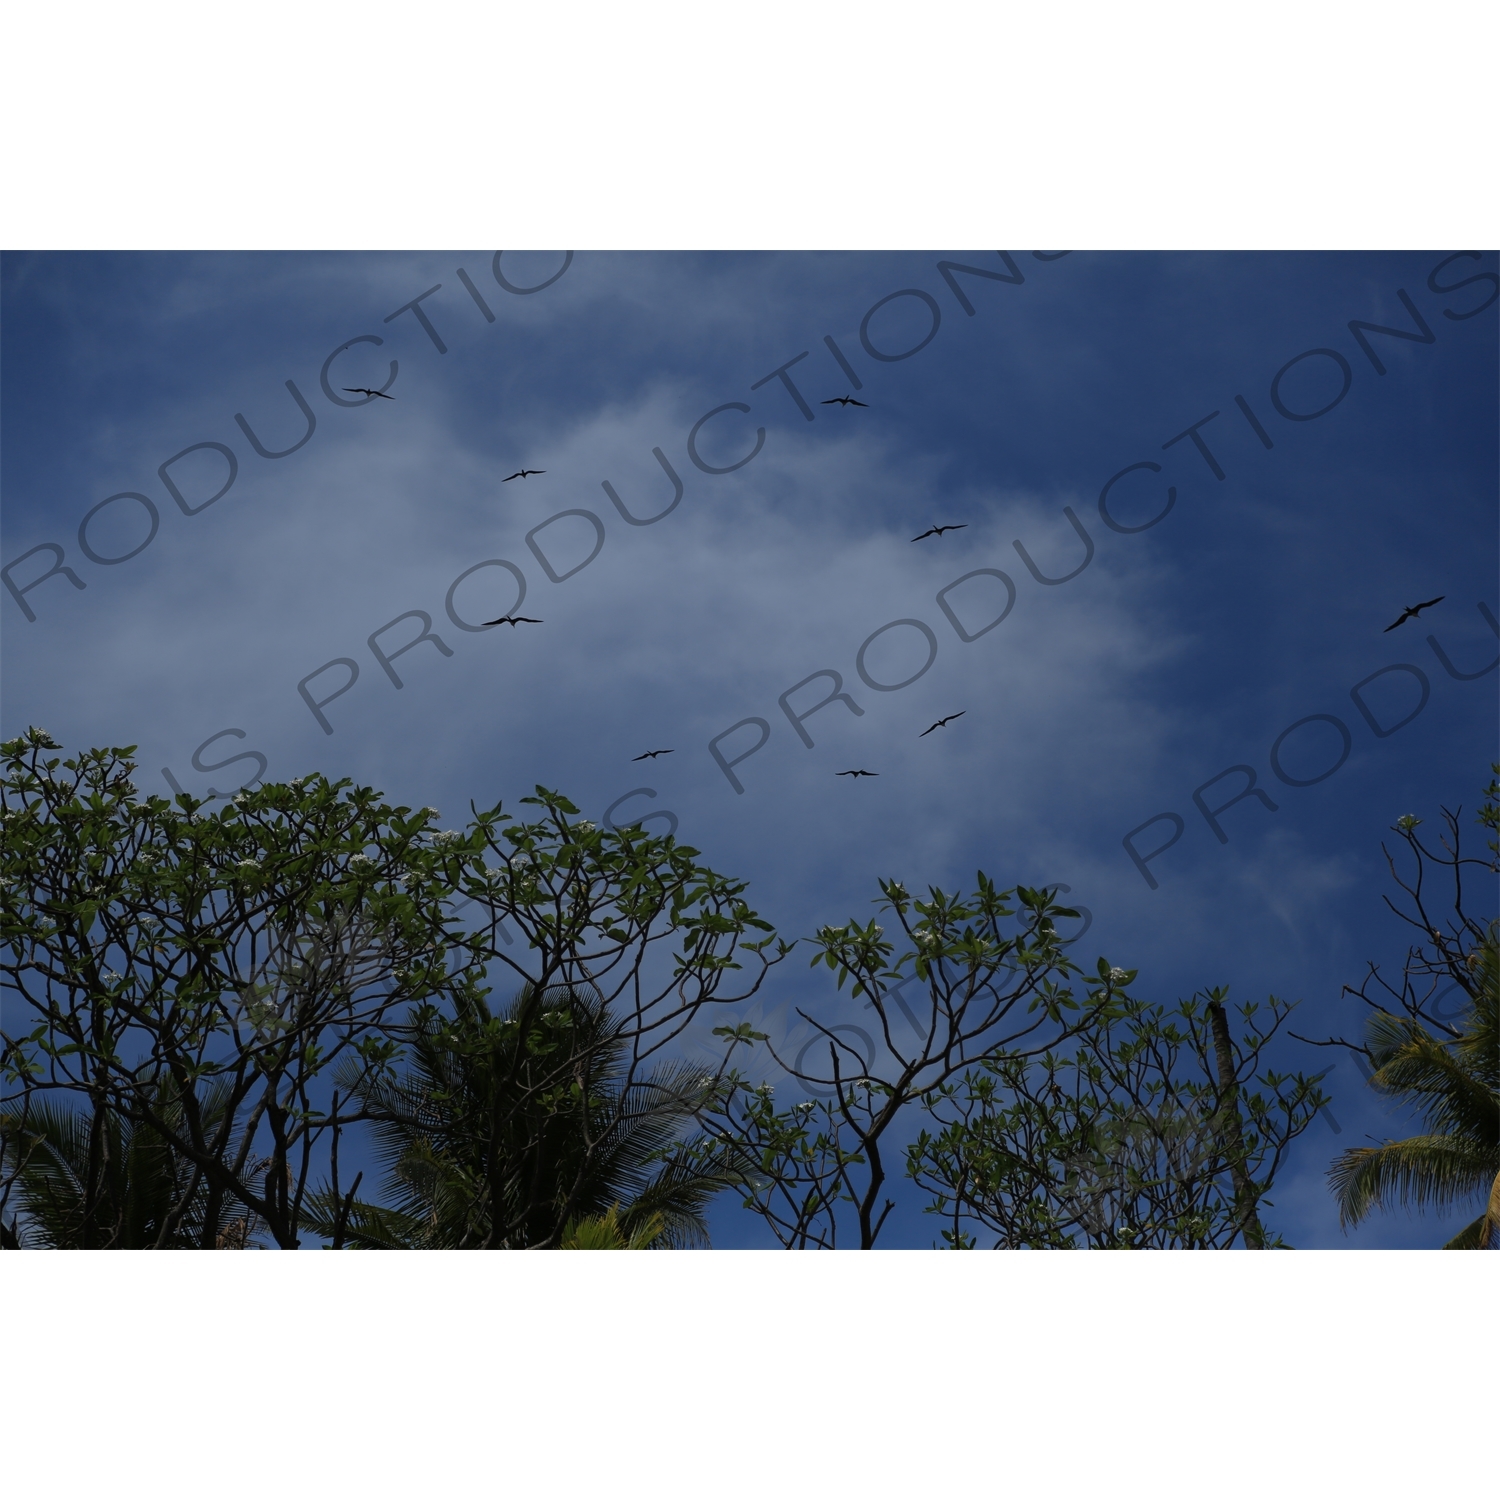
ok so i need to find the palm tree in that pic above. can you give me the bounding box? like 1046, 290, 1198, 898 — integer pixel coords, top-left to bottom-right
1329, 929, 1499, 1248
304, 982, 741, 1248
0, 1080, 264, 1249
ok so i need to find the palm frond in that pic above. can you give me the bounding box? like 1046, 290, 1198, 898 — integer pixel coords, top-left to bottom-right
327, 981, 735, 1247
1442, 1213, 1490, 1250
1330, 1135, 1496, 1228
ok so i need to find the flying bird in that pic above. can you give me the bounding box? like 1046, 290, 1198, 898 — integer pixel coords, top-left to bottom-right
1383, 596, 1445, 632
343, 386, 394, 400
911, 524, 967, 542
503, 469, 546, 482
836, 770, 878, 778
482, 615, 543, 627
821, 395, 869, 408
919, 712, 966, 737
631, 749, 674, 761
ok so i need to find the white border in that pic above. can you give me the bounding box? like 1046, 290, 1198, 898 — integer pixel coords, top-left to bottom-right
2, 1252, 1494, 1493
2, 1, 1496, 248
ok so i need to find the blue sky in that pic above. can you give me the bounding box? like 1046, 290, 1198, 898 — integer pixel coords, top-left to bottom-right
3, 249, 1496, 1248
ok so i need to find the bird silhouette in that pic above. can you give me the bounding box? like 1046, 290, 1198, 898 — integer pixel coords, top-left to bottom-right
911, 524, 967, 542
481, 615, 543, 627
631, 749, 674, 761
836, 770, 878, 778
821, 395, 869, 408
919, 712, 966, 737
343, 386, 394, 400
1383, 596, 1445, 632
503, 469, 546, 482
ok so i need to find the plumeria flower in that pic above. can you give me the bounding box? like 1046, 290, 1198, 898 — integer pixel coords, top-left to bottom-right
1108, 967, 1127, 983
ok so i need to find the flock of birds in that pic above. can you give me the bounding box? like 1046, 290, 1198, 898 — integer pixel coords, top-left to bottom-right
353, 385, 1451, 780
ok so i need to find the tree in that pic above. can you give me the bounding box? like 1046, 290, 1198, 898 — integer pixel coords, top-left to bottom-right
303, 981, 740, 1248
1, 734, 786, 1249
1, 729, 460, 1249
417, 786, 788, 1247
1312, 769, 1500, 1248
703, 876, 1132, 1248
905, 988, 1328, 1248
0, 1079, 264, 1249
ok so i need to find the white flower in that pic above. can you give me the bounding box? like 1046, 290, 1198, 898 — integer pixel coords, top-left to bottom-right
236, 858, 261, 870
1108, 967, 1126, 983
577, 820, 596, 833
350, 853, 376, 869
422, 807, 440, 818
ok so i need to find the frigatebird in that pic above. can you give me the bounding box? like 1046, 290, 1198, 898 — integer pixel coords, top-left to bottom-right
919, 712, 966, 737
911, 524, 967, 542
344, 386, 394, 400
836, 770, 878, 778
822, 396, 869, 408
631, 750, 674, 761
482, 615, 543, 627
1383, 596, 1445, 632
503, 469, 546, 482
